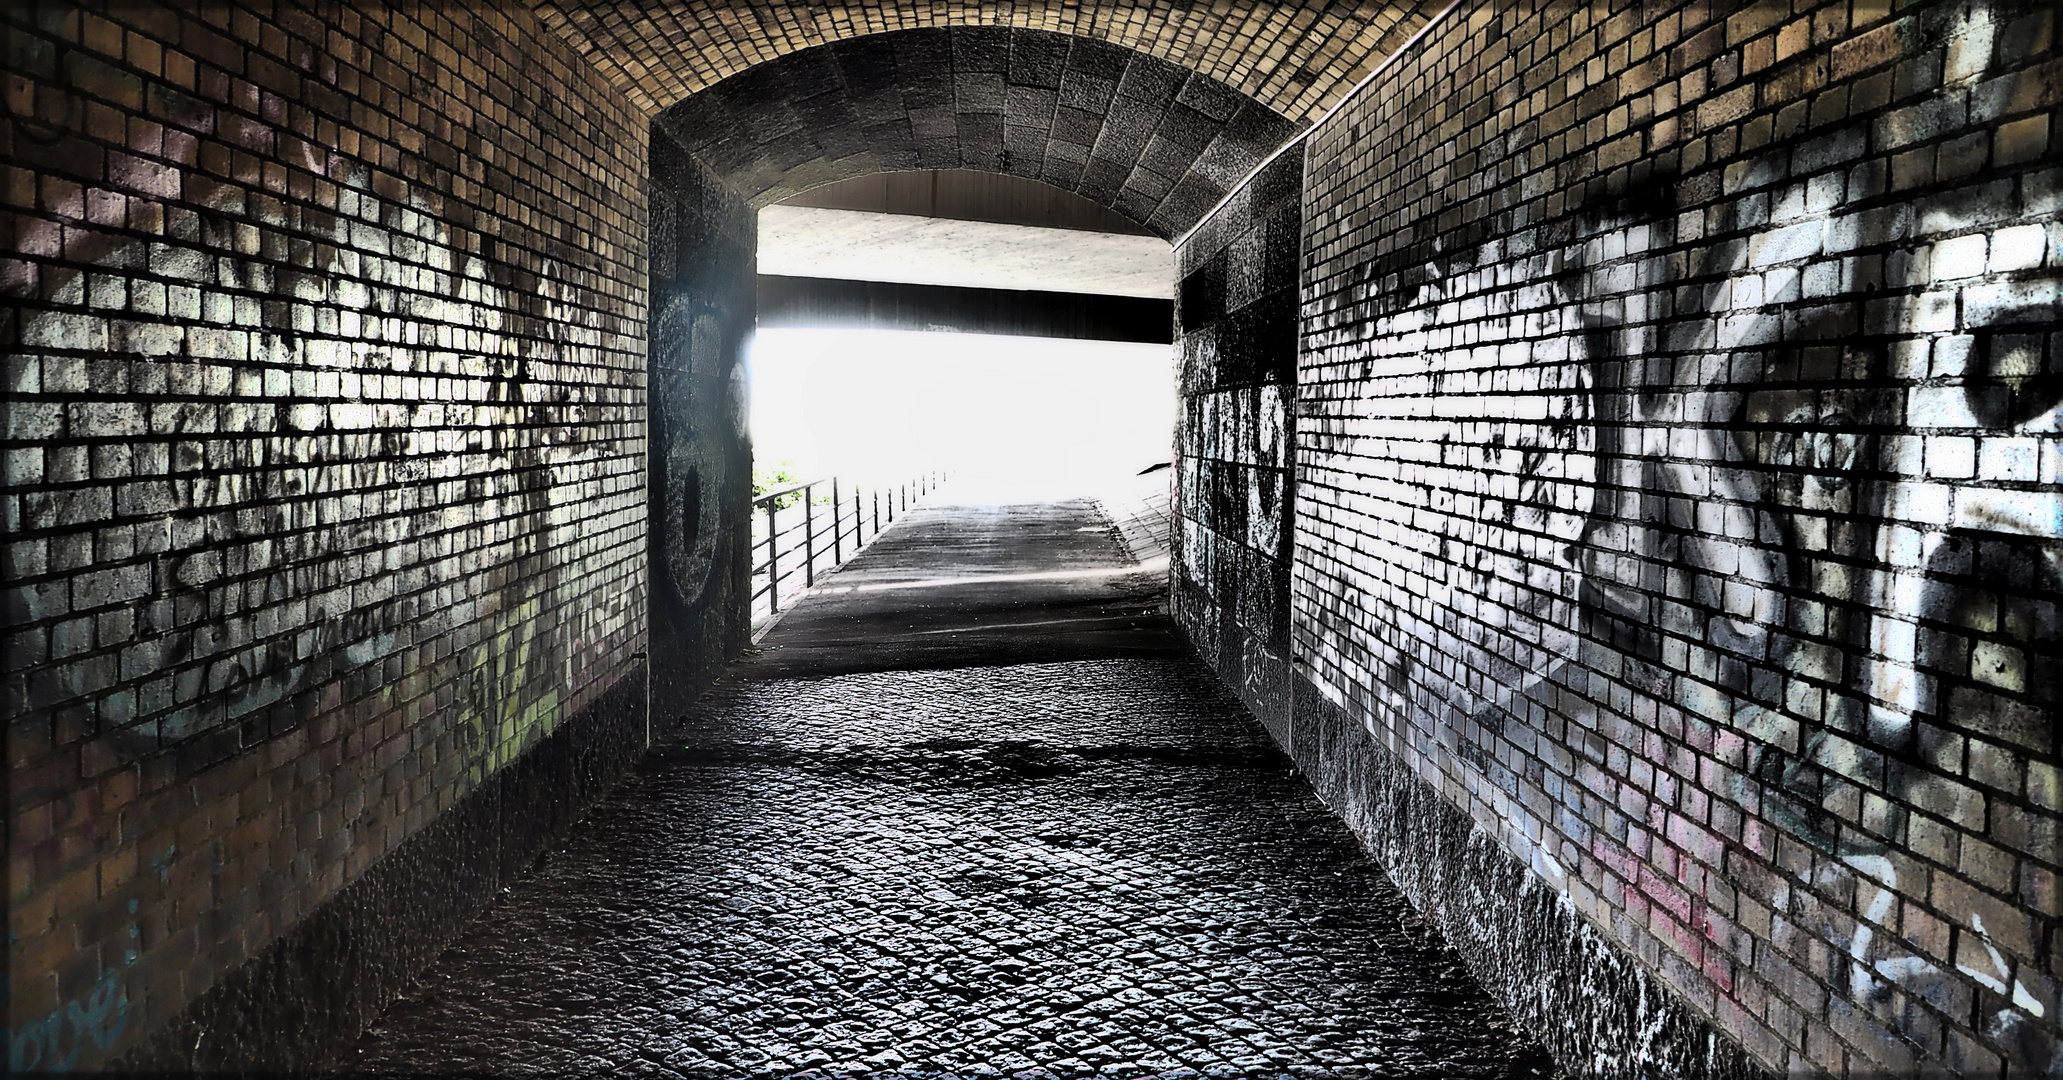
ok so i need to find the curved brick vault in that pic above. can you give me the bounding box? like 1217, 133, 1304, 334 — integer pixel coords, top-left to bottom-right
656, 27, 1303, 238
532, 2, 1438, 122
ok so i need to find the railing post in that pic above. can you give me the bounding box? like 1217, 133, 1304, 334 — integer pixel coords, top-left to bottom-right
832, 477, 842, 564
804, 482, 816, 587
873, 489, 880, 533
766, 500, 779, 614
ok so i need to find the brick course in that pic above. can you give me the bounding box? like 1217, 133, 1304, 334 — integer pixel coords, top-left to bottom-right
1277, 0, 2061, 1074
656, 26, 1301, 239
4, 0, 651, 1068
533, 0, 1437, 123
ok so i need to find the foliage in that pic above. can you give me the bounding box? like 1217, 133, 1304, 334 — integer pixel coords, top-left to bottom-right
753, 461, 806, 510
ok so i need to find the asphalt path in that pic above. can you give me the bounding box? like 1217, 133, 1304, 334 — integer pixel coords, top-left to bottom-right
734, 497, 1185, 679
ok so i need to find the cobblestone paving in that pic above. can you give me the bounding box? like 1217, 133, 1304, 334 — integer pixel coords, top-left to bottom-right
346, 660, 1553, 1077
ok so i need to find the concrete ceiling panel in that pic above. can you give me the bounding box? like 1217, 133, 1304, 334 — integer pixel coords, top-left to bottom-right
756, 205, 1174, 298
1007, 33, 1072, 89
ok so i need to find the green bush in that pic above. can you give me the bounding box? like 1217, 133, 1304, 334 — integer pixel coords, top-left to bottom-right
752, 461, 805, 510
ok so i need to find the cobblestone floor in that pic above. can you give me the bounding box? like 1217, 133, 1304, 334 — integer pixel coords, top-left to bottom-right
345, 658, 1553, 1077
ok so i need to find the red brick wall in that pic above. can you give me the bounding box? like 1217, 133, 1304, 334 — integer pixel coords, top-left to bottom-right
4, 0, 649, 1068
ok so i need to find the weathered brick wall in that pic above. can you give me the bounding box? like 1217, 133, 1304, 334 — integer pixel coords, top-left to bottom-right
656, 27, 1300, 238
1172, 150, 1303, 742
1287, 0, 2060, 1075
4, 0, 653, 1068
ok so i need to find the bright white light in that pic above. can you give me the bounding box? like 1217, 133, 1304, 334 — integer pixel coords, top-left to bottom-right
757, 206, 1174, 298
828, 556, 1172, 594
748, 328, 1176, 502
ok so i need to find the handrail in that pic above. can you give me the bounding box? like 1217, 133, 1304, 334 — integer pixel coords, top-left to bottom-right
750, 478, 817, 508
749, 470, 947, 624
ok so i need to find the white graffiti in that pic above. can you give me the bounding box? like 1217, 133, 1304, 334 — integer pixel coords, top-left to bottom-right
1308, 0, 2059, 1069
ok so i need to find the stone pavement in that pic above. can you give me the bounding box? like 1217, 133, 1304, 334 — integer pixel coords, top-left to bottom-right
344, 498, 1553, 1077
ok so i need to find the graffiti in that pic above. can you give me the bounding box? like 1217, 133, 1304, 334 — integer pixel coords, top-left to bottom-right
1543, 100, 2053, 1078
1308, 0, 2058, 1070
652, 295, 737, 611
5, 100, 590, 773
455, 593, 563, 778
6, 968, 127, 1074
5, 847, 171, 1074
5, 14, 616, 1065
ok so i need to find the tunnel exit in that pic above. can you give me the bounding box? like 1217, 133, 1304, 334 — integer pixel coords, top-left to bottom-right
748, 328, 1177, 504
748, 168, 1181, 505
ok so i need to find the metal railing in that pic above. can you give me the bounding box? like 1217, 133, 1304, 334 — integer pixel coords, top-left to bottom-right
750, 470, 946, 625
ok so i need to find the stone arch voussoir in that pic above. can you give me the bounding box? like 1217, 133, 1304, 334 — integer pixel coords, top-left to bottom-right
655, 27, 1303, 239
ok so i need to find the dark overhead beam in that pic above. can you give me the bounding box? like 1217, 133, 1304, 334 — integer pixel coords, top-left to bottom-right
757, 275, 1172, 345
780, 170, 1155, 235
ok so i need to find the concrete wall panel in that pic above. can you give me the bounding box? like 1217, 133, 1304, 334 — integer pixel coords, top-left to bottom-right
1172, 151, 1304, 743
646, 132, 755, 733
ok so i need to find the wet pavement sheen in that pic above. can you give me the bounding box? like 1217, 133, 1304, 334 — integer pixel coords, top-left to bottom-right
345, 499, 1552, 1078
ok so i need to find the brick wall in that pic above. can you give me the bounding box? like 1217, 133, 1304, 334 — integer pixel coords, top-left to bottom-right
4, 0, 654, 1068
1172, 150, 1303, 742
656, 27, 1300, 239
531, 0, 1435, 125
1279, 0, 2060, 1075
9, 0, 2056, 1073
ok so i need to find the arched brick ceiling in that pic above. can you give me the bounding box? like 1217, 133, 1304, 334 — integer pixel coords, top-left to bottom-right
530, 2, 1439, 123
653, 28, 1300, 238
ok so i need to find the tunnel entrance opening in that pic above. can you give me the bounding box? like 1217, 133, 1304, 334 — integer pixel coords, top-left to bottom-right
749, 168, 1179, 506
741, 167, 1181, 634
637, 19, 1304, 762
747, 328, 1175, 505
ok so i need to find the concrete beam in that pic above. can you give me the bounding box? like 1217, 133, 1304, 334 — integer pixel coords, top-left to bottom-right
758, 205, 1173, 299
757, 275, 1172, 344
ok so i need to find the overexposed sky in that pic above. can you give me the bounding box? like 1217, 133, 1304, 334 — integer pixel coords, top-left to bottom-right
749, 328, 1177, 501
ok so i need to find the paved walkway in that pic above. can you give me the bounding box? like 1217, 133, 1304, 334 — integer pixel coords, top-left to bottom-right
738, 498, 1183, 679
345, 498, 1551, 1078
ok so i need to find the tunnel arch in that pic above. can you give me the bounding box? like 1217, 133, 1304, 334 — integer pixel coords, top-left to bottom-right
537, 2, 1436, 123
657, 27, 1300, 239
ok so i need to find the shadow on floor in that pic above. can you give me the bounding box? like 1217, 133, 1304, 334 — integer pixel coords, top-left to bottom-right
342, 498, 1556, 1078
